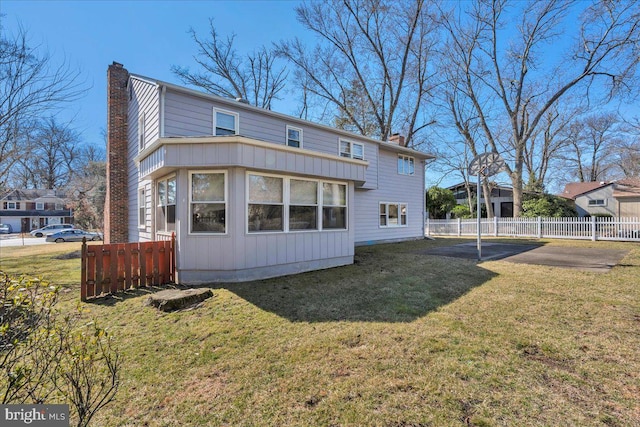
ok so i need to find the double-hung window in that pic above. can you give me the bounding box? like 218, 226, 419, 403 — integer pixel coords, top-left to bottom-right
286, 126, 302, 148
398, 155, 415, 175
7, 202, 18, 210
290, 179, 317, 230
190, 171, 227, 233
339, 140, 364, 160
380, 202, 408, 227
214, 109, 238, 136
156, 176, 176, 232
36, 202, 45, 210
322, 183, 347, 229
138, 188, 146, 228
248, 174, 284, 232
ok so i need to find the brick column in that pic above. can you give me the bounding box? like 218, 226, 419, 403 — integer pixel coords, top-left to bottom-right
105, 62, 129, 243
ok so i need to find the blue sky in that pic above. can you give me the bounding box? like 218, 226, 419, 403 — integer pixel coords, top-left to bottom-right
0, 0, 307, 149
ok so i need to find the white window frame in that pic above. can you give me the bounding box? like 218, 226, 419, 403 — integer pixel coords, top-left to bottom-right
588, 199, 606, 206
398, 155, 415, 175
138, 112, 146, 150
35, 202, 45, 210
213, 108, 239, 136
379, 202, 408, 228
286, 125, 303, 148
156, 174, 176, 234
246, 172, 348, 234
339, 139, 364, 160
138, 188, 146, 229
189, 170, 228, 235
7, 202, 17, 210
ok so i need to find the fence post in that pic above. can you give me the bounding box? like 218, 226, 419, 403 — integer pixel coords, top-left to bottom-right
537, 217, 542, 239
592, 216, 597, 241
425, 217, 429, 236
494, 216, 498, 237
80, 237, 87, 301
171, 232, 176, 283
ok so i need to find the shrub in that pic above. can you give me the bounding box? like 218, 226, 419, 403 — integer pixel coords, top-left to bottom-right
0, 272, 120, 427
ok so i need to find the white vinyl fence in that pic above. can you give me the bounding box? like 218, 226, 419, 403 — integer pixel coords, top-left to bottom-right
426, 217, 640, 242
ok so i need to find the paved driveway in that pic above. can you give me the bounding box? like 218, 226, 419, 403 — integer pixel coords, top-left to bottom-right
421, 242, 629, 273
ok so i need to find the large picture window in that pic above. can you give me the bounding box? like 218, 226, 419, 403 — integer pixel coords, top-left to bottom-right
248, 175, 284, 232
247, 173, 347, 233
214, 109, 238, 136
190, 172, 226, 233
156, 176, 176, 233
379, 202, 407, 227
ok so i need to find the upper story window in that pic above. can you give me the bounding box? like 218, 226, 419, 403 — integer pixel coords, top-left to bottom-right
588, 199, 606, 206
398, 155, 415, 175
36, 202, 45, 210
214, 108, 239, 136
190, 171, 227, 234
286, 126, 303, 148
138, 112, 146, 150
6, 202, 18, 210
339, 139, 364, 160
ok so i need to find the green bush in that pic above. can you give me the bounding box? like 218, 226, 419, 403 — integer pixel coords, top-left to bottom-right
451, 204, 472, 219
521, 194, 578, 217
427, 187, 457, 219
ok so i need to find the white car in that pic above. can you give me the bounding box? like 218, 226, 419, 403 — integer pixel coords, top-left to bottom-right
30, 224, 75, 237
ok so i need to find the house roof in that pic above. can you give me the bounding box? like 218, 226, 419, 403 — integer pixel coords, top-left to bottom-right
129, 74, 435, 160
612, 178, 640, 198
560, 181, 612, 200
0, 189, 67, 201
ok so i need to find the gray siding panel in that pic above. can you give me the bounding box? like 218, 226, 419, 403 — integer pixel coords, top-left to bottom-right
163, 87, 378, 186
128, 78, 160, 242
354, 149, 425, 244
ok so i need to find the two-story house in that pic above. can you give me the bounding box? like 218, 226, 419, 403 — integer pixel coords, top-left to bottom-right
0, 189, 73, 233
106, 62, 433, 284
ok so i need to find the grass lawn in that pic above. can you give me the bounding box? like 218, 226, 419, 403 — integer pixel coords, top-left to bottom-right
1, 237, 639, 426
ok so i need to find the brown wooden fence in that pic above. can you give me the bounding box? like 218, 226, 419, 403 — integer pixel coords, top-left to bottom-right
81, 234, 176, 301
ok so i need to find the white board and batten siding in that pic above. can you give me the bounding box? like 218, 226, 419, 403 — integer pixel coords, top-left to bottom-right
127, 77, 160, 241
175, 169, 356, 283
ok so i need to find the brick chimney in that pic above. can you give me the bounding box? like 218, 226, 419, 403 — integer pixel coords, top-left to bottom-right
104, 62, 129, 243
389, 133, 405, 146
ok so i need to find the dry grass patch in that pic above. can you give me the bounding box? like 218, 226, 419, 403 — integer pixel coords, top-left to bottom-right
1, 238, 639, 426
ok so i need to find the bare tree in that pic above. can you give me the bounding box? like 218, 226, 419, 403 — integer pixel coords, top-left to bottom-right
277, 0, 439, 145
0, 24, 86, 189
8, 117, 82, 189
172, 19, 287, 109
439, 0, 640, 216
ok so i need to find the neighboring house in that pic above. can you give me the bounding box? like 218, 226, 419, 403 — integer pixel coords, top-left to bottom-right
105, 63, 434, 284
447, 182, 515, 217
0, 189, 73, 233
560, 179, 640, 217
